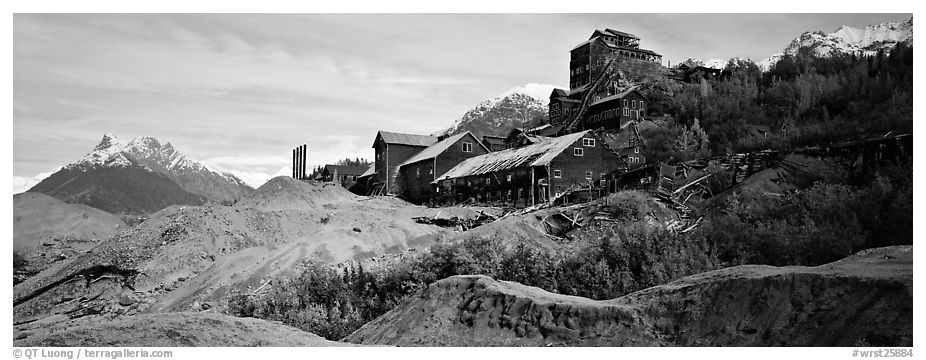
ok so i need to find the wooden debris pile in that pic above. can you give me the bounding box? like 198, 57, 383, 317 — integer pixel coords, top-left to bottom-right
412, 211, 498, 231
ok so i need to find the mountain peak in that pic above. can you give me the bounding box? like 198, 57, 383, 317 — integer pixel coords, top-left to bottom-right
128, 136, 162, 151
41, 133, 253, 206
495, 83, 561, 104
435, 83, 558, 138
93, 133, 121, 151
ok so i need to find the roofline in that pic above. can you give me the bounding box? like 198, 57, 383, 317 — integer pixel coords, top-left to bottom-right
432, 130, 596, 182
397, 131, 489, 169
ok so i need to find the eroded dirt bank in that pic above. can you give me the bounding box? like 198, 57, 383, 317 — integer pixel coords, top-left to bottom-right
345, 246, 912, 346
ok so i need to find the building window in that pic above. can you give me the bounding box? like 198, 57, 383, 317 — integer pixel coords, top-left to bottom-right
623, 108, 629, 116
574, 148, 584, 157
485, 178, 491, 185
462, 142, 473, 152
635, 147, 640, 154
600, 172, 606, 179
506, 174, 512, 182
553, 170, 562, 178
639, 109, 645, 118
582, 138, 596, 147
585, 171, 593, 181
623, 99, 628, 107
517, 188, 523, 199
632, 100, 636, 109
416, 168, 420, 177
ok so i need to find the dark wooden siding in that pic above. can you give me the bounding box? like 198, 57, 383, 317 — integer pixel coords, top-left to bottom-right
400, 133, 489, 204
373, 139, 387, 187
547, 134, 625, 197
434, 133, 625, 208
582, 92, 647, 130
385, 144, 427, 194
399, 159, 435, 203
435, 134, 489, 178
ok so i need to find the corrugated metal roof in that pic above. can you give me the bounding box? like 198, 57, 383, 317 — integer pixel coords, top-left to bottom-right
323, 164, 369, 176
526, 124, 552, 133
604, 29, 640, 39
374, 131, 438, 147
399, 132, 485, 167
358, 164, 375, 178
434, 131, 591, 182
589, 87, 644, 107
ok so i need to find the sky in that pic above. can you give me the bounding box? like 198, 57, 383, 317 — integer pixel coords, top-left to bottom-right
12, 13, 912, 190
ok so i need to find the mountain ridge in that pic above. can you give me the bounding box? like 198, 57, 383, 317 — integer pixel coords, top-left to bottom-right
759, 17, 913, 70
28, 134, 254, 214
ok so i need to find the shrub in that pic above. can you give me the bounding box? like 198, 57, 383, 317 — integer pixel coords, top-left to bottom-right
13, 251, 27, 270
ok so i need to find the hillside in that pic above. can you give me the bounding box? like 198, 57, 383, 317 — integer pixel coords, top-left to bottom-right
345, 246, 912, 346
28, 165, 208, 215
13, 177, 494, 324
15, 312, 351, 347
13, 192, 127, 283
27, 134, 253, 214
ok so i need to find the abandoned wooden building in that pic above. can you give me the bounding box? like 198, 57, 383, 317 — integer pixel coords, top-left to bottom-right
317, 164, 368, 188
372, 131, 438, 195
549, 28, 660, 135
397, 131, 490, 204
432, 130, 627, 207
569, 29, 663, 92
600, 127, 647, 168
480, 135, 508, 152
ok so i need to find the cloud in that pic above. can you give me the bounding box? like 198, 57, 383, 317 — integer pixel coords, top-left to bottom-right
12, 167, 61, 194
203, 164, 291, 189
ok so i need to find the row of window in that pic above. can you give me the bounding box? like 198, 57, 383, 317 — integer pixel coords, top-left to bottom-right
569, 63, 591, 76
553, 169, 606, 180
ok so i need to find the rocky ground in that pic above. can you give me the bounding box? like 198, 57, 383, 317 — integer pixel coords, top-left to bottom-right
13, 177, 495, 325
13, 172, 912, 347
344, 246, 912, 346
14, 192, 127, 284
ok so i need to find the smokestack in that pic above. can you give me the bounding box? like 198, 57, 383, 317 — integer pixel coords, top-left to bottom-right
296, 146, 302, 180
300, 144, 307, 180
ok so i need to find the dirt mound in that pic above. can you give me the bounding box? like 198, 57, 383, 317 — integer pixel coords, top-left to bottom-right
443, 192, 680, 253
15, 312, 351, 346
344, 246, 912, 346
237, 176, 358, 210
14, 192, 126, 252
14, 192, 126, 282
13, 181, 459, 323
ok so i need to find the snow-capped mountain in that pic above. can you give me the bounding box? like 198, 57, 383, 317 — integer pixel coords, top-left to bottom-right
760, 17, 913, 70
29, 134, 254, 214
679, 58, 728, 70
436, 83, 560, 139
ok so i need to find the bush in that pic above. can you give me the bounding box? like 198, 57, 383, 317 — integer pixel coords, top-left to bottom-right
696, 165, 911, 267
13, 251, 27, 270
